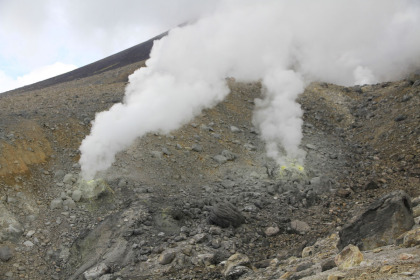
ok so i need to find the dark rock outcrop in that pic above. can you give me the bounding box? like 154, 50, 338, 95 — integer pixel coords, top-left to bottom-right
338, 190, 414, 250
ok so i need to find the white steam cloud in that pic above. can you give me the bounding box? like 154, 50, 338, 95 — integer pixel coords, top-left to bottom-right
80, 0, 420, 179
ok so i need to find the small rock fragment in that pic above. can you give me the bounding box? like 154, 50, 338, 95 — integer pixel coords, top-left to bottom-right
0, 246, 13, 262
23, 241, 34, 247
213, 155, 227, 164
399, 253, 414, 260
394, 115, 407, 122
72, 190, 82, 202
63, 173, 75, 184
223, 253, 251, 278
50, 198, 63, 210
290, 220, 311, 235
158, 251, 176, 265
265, 226, 280, 237
221, 150, 237, 161
191, 144, 203, 152
364, 181, 379, 191
63, 198, 76, 209
83, 263, 110, 280
230, 126, 241, 133
150, 151, 163, 158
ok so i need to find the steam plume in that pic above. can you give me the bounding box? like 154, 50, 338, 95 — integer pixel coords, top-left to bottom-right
80, 0, 420, 179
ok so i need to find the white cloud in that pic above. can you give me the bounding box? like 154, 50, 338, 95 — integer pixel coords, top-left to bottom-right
0, 0, 220, 77
0, 62, 77, 93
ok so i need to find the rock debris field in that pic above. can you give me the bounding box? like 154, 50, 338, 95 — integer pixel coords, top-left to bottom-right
0, 61, 419, 280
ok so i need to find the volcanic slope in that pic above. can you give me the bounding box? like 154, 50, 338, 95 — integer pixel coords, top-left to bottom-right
0, 46, 419, 279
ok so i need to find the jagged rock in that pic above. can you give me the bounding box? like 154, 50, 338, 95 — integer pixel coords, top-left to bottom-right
338, 191, 414, 250
158, 251, 176, 265
397, 228, 420, 248
83, 263, 110, 280
223, 253, 251, 279
208, 202, 245, 228
0, 246, 13, 262
334, 244, 363, 270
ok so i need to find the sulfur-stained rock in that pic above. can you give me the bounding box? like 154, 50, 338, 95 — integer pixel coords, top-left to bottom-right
334, 244, 363, 270
77, 178, 108, 200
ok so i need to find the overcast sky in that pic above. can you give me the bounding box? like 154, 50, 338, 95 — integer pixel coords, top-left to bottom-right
0, 0, 220, 93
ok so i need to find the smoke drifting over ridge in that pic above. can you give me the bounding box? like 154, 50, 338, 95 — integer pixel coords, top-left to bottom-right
80, 0, 420, 179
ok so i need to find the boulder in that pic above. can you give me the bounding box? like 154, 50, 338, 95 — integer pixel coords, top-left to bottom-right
338, 190, 414, 250
208, 202, 245, 228
334, 244, 363, 270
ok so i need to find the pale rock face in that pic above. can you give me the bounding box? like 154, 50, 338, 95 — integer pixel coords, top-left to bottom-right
334, 244, 364, 270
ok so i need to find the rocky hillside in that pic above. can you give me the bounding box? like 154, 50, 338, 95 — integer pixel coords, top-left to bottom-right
0, 51, 419, 280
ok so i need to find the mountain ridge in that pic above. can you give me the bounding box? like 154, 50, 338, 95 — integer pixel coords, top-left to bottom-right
2, 32, 165, 96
